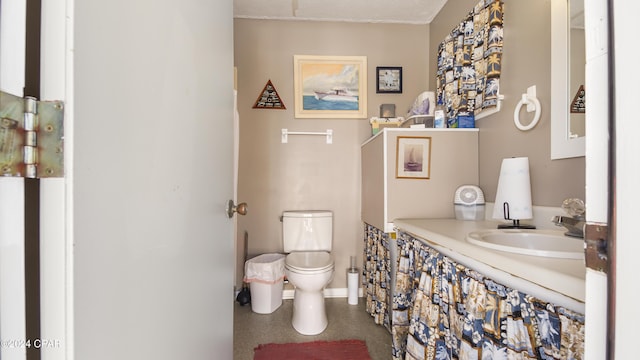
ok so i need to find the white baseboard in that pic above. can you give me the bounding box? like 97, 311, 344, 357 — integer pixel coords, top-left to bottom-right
282, 287, 364, 300
235, 287, 364, 300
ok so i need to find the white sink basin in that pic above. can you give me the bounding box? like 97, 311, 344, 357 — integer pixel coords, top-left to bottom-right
466, 229, 584, 259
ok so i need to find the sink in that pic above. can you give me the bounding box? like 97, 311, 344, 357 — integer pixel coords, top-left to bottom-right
466, 229, 584, 259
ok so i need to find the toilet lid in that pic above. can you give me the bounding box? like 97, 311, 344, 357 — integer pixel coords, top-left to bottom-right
285, 252, 333, 272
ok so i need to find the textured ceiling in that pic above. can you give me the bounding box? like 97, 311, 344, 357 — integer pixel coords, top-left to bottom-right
233, 0, 450, 24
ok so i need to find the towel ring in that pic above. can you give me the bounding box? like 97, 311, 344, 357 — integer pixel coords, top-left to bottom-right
513, 94, 541, 131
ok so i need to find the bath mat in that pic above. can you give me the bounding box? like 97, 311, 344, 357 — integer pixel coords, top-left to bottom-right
253, 339, 371, 360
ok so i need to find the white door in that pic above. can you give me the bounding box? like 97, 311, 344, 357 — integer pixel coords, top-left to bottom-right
583, 0, 608, 359
585, 1, 638, 359
610, 2, 637, 358
71, 0, 235, 359
1, 2, 68, 360
2, 0, 235, 359
0, 2, 30, 360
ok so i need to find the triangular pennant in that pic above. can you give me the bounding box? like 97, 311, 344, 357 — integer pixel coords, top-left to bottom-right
570, 85, 585, 113
252, 80, 286, 109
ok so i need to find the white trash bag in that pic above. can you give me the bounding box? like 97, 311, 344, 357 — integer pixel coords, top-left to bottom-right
243, 253, 285, 284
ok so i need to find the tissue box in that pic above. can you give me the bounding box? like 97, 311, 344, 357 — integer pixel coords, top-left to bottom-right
370, 117, 404, 135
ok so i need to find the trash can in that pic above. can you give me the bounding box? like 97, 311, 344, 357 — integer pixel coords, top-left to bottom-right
244, 253, 286, 314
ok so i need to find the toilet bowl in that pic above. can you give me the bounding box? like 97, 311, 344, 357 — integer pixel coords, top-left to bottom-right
281, 210, 334, 335
285, 251, 335, 335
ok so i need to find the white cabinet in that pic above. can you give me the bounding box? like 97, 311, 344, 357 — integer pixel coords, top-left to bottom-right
361, 128, 479, 232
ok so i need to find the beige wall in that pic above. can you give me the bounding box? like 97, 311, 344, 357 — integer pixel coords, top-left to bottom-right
234, 0, 587, 289
429, 0, 586, 206
234, 19, 430, 288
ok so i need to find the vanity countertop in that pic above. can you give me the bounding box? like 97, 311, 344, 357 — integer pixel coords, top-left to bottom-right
393, 218, 586, 314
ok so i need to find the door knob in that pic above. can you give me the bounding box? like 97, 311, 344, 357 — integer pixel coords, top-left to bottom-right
226, 200, 248, 218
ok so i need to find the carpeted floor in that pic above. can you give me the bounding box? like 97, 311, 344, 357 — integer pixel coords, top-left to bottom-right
253, 339, 371, 360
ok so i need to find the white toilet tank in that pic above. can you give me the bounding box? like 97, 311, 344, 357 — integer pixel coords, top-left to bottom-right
282, 210, 333, 253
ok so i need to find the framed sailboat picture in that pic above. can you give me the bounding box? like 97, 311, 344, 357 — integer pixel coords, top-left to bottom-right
396, 136, 431, 179
293, 55, 367, 119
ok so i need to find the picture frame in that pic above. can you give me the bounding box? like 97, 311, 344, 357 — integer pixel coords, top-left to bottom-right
376, 66, 402, 94
396, 136, 431, 179
293, 55, 367, 119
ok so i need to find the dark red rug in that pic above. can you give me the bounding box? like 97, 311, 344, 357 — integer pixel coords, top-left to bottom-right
253, 339, 371, 360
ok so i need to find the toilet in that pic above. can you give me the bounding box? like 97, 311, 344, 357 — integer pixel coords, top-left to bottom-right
282, 210, 335, 335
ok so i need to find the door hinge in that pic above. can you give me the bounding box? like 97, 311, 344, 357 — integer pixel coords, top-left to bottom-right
1, 90, 64, 178
584, 222, 608, 273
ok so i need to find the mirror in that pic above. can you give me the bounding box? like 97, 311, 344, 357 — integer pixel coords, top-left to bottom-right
569, 0, 585, 137
551, 0, 585, 159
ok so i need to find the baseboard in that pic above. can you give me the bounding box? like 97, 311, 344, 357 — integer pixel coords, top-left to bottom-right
235, 287, 363, 300
282, 287, 364, 300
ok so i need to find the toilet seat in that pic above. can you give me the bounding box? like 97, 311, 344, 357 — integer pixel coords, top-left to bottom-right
285, 252, 334, 273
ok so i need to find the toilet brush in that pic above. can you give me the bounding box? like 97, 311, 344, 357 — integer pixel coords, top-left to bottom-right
236, 231, 251, 306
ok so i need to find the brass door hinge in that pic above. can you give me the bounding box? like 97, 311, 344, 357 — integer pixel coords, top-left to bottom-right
1, 90, 64, 178
584, 223, 608, 273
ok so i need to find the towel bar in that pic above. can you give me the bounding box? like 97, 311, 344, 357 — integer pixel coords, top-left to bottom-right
281, 129, 333, 144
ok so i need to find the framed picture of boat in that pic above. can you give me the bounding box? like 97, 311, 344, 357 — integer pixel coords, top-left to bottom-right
376, 66, 402, 93
396, 136, 431, 179
293, 55, 367, 119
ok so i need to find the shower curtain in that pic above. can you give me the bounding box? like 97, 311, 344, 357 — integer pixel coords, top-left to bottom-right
391, 230, 585, 360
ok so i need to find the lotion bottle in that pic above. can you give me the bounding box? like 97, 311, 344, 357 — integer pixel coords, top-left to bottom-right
434, 96, 445, 128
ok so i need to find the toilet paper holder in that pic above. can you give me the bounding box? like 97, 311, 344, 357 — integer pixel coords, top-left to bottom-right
347, 256, 359, 305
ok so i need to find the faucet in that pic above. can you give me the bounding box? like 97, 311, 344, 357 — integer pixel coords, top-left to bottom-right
552, 215, 585, 238
552, 198, 586, 238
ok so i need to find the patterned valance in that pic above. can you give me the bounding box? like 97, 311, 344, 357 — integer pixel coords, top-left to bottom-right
363, 224, 392, 331
436, 0, 504, 122
392, 231, 585, 360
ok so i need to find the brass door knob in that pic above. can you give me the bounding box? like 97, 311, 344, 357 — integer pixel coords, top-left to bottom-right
226, 200, 248, 218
